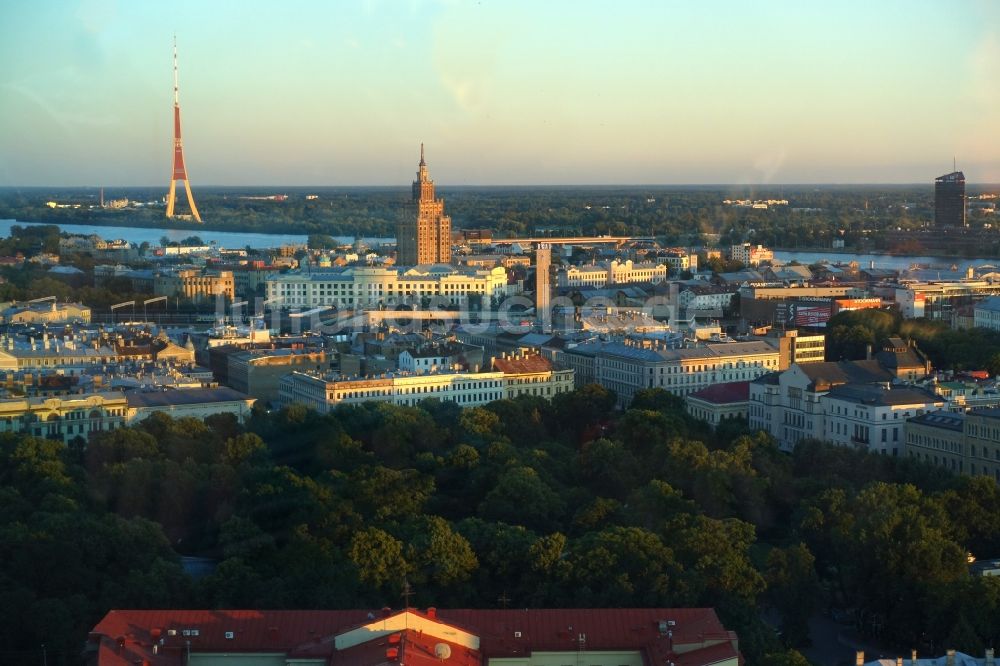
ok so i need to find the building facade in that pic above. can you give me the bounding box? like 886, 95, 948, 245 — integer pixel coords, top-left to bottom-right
563, 339, 780, 408
818, 383, 944, 456
4, 301, 92, 324
730, 243, 774, 266
974, 296, 1000, 332
396, 144, 451, 266
0, 391, 128, 443
154, 269, 235, 302
558, 260, 667, 288
748, 360, 894, 451
905, 409, 1000, 481
279, 357, 574, 413
492, 350, 574, 400
227, 348, 331, 405
266, 265, 509, 310
935, 170, 966, 227
685, 381, 750, 427
279, 370, 507, 412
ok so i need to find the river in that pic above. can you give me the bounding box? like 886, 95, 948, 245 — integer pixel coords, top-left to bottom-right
0, 219, 392, 249
771, 250, 998, 271
3, 218, 997, 271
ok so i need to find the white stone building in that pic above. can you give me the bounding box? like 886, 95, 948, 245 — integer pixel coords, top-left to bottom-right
974, 296, 1000, 331
819, 383, 944, 456
748, 361, 893, 451
266, 265, 509, 309
563, 339, 780, 408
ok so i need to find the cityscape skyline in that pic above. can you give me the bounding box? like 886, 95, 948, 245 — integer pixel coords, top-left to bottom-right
2, 0, 999, 187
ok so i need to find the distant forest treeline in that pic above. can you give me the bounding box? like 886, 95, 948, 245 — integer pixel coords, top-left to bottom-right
4, 386, 1000, 665
3, 184, 986, 251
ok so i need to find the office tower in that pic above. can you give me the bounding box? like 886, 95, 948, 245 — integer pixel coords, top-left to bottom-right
935, 170, 966, 227
165, 37, 202, 222
396, 144, 451, 266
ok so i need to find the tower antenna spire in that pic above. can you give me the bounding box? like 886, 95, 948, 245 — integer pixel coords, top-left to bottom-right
420, 142, 425, 167
165, 36, 202, 222
173, 34, 179, 105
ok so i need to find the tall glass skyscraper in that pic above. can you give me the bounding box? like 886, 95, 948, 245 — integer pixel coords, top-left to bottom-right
935, 171, 966, 227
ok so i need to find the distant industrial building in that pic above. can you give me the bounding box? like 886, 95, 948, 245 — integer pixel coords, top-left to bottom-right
935, 170, 966, 227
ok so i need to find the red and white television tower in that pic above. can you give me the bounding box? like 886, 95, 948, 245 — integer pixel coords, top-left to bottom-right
165, 36, 202, 222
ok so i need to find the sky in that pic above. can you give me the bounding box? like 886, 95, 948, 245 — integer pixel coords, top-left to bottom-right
1, 0, 998, 186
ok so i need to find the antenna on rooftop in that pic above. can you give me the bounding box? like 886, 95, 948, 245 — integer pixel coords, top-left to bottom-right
401, 577, 414, 609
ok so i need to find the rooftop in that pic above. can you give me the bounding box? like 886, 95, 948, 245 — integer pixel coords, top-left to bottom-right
125, 387, 254, 408
90, 607, 739, 666
796, 360, 892, 391
907, 410, 966, 432
687, 381, 750, 405
492, 353, 554, 375
825, 383, 943, 407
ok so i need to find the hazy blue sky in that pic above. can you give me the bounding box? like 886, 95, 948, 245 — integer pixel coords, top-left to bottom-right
2, 0, 998, 186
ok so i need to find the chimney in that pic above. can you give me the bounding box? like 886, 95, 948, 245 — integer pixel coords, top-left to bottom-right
866, 344, 872, 361
946, 649, 955, 666
910, 650, 917, 665
426, 607, 437, 620
895, 658, 902, 666
986, 648, 995, 666
855, 651, 864, 666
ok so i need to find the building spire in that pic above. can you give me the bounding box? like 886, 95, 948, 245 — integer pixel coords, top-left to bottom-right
419, 142, 426, 167
173, 34, 179, 106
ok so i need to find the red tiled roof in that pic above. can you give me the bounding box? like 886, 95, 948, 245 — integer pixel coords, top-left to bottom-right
492, 354, 553, 374
687, 381, 750, 405
90, 608, 739, 666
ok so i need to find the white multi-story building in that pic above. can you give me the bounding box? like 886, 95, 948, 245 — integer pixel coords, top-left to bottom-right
266, 265, 509, 310
562, 339, 780, 408
905, 409, 1000, 480
748, 360, 893, 451
0, 387, 257, 443
558, 260, 668, 288
278, 355, 574, 412
492, 350, 575, 400
559, 264, 609, 288
891, 281, 1000, 320
974, 296, 1000, 331
678, 285, 737, 313
662, 250, 698, 273
730, 243, 773, 266
819, 383, 944, 456
608, 260, 668, 285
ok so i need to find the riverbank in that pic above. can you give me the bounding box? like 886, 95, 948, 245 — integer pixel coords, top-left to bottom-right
4, 212, 330, 237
